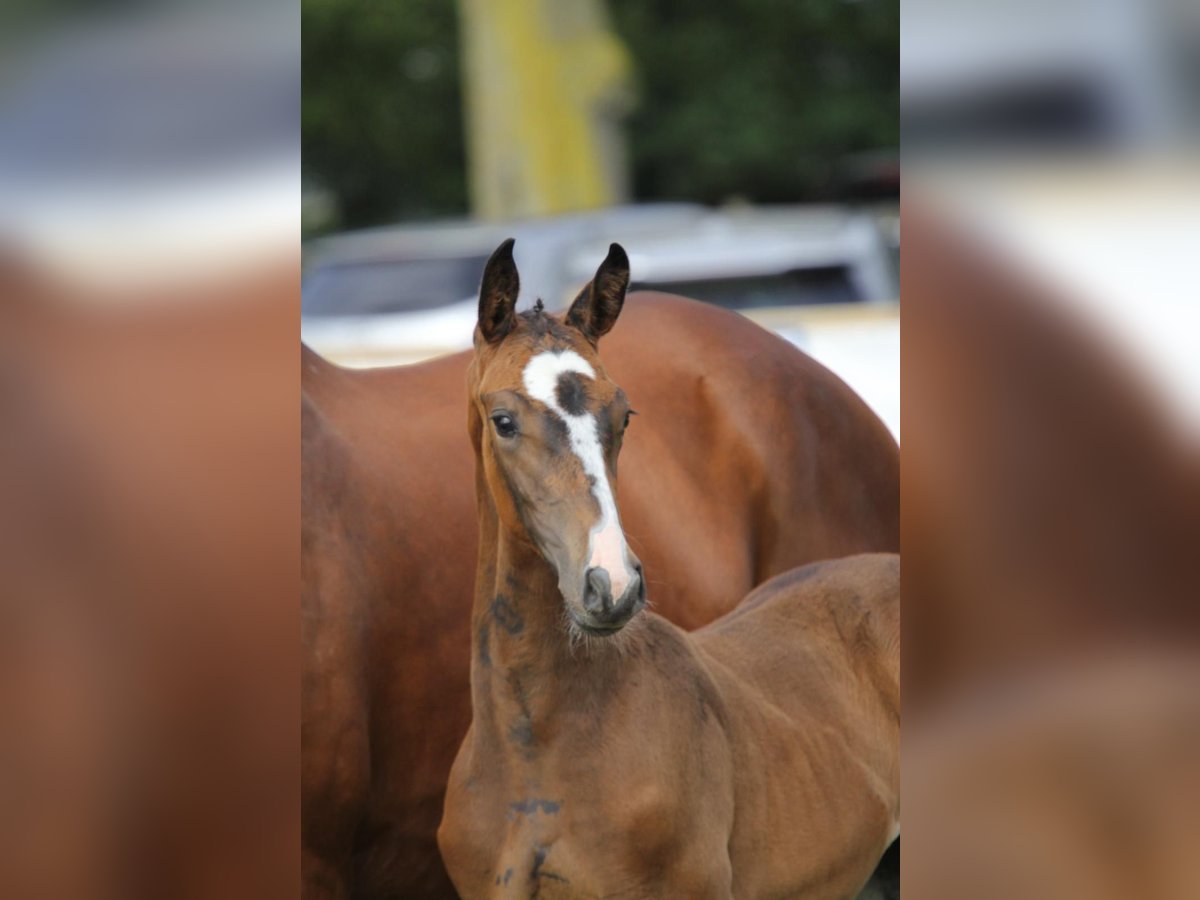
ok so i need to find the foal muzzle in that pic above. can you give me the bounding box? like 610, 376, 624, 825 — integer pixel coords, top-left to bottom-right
575, 563, 645, 634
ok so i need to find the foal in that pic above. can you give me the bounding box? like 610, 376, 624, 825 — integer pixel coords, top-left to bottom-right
439, 239, 900, 899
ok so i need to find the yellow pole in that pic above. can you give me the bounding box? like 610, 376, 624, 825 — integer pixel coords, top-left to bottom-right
458, 0, 633, 220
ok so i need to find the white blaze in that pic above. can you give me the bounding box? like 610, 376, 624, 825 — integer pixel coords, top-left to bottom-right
522, 350, 635, 598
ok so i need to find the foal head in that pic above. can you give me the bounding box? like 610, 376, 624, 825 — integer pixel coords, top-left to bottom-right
467, 238, 645, 637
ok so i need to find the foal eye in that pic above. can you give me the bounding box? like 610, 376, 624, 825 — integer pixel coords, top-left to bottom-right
623, 409, 637, 430
490, 413, 518, 438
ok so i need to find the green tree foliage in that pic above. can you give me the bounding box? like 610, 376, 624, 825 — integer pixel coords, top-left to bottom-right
609, 0, 898, 204
302, 0, 468, 232
301, 0, 897, 233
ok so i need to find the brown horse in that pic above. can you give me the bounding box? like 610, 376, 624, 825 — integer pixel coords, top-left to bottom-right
439, 241, 900, 897
301, 248, 899, 897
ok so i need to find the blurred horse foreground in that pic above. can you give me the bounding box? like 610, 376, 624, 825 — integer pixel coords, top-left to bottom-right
301, 247, 899, 898
440, 241, 900, 898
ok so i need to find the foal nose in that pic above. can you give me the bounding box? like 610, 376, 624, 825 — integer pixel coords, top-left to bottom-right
582, 563, 645, 627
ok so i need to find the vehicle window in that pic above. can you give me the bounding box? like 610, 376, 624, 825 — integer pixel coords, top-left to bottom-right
633, 266, 860, 310
902, 78, 1115, 152
302, 255, 490, 316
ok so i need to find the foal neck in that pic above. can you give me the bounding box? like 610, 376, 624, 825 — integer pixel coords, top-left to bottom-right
475, 531, 569, 670
470, 509, 628, 756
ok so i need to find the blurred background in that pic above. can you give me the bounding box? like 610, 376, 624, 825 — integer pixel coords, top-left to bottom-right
902, 0, 1200, 896
0, 4, 300, 898
300, 0, 901, 437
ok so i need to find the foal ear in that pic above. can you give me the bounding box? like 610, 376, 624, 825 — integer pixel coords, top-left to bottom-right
478, 238, 519, 343
567, 243, 629, 342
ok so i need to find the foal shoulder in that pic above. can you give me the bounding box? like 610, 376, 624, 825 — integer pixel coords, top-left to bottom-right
624, 614, 732, 730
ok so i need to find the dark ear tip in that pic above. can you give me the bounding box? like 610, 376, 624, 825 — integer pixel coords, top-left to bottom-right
494, 237, 516, 258
606, 242, 629, 268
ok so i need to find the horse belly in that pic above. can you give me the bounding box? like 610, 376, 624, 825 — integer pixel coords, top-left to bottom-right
724, 711, 897, 899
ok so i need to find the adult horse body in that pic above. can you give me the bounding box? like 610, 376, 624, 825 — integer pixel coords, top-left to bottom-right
302, 261, 898, 896
439, 241, 899, 897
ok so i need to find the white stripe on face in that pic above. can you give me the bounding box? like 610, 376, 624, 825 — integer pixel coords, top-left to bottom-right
522, 350, 634, 598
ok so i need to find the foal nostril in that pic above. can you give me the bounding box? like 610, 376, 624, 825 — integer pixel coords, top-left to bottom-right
583, 567, 613, 614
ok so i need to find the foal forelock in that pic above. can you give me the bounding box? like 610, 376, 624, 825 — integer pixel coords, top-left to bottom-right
521, 349, 634, 598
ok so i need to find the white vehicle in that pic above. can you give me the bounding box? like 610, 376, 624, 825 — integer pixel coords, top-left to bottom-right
300, 204, 706, 366
302, 203, 899, 437
302, 204, 896, 366
561, 206, 900, 438
563, 205, 895, 310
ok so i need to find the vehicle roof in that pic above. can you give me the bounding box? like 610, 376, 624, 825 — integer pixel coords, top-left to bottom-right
305, 203, 707, 266
565, 206, 878, 282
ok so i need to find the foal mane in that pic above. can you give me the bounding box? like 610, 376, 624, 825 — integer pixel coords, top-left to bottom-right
512, 299, 575, 343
